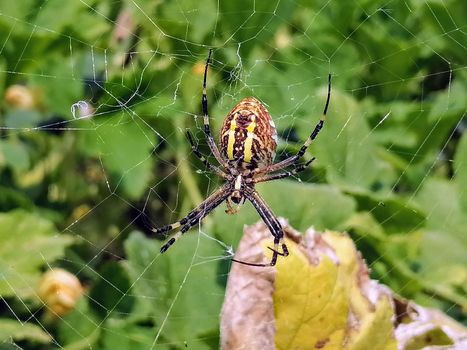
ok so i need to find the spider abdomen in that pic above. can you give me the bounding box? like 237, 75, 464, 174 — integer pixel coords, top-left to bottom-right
220, 97, 277, 170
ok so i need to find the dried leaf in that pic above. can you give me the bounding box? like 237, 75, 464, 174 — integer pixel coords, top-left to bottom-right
395, 299, 467, 350
220, 221, 277, 350
221, 220, 467, 350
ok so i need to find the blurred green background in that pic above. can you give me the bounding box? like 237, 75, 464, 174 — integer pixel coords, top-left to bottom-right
0, 0, 466, 348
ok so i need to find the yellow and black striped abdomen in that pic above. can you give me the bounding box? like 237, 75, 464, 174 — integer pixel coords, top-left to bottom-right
220, 97, 277, 170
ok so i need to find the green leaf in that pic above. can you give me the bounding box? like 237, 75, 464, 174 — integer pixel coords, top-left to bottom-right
313, 89, 394, 192
370, 102, 420, 149
33, 0, 89, 33
413, 178, 467, 308
4, 109, 41, 129
0, 139, 30, 173
0, 185, 34, 211
79, 115, 156, 199
0, 210, 74, 298
30, 57, 83, 117
0, 318, 51, 344
351, 191, 426, 234
414, 0, 466, 62
342, 212, 386, 240
415, 178, 466, 238
56, 299, 100, 350
101, 320, 155, 350
211, 182, 356, 248
158, 0, 217, 43
354, 23, 421, 99
123, 231, 225, 349
219, 1, 296, 53
454, 132, 467, 211
0, 1, 36, 21
88, 262, 134, 319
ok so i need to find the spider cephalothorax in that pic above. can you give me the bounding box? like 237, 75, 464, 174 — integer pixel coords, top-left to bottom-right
153, 49, 331, 267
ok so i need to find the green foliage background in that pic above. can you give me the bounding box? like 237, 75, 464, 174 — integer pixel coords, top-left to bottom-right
0, 0, 466, 348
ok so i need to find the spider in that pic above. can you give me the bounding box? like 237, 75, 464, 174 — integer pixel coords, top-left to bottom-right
153, 49, 331, 267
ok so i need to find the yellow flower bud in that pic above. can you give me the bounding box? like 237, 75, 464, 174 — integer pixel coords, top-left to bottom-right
4, 84, 35, 109
38, 268, 83, 317
192, 62, 206, 76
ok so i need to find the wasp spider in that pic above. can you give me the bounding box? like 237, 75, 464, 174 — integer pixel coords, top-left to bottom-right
153, 50, 331, 267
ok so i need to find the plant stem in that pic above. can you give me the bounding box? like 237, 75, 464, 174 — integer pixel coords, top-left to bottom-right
174, 118, 203, 206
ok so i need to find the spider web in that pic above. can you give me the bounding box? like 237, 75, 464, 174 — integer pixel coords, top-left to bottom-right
0, 0, 466, 349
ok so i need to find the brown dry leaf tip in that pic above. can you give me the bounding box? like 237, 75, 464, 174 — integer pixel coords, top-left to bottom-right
393, 296, 418, 326
220, 220, 278, 350
394, 297, 467, 350
4, 84, 36, 109
301, 227, 340, 265
353, 246, 394, 313
38, 268, 83, 317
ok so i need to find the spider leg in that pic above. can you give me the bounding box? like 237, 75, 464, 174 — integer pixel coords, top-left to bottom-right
201, 49, 230, 169
239, 190, 289, 266
186, 131, 228, 179
225, 198, 239, 215
154, 185, 231, 253
254, 74, 331, 175
253, 157, 315, 184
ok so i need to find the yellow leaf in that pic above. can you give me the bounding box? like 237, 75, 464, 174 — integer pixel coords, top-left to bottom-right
273, 231, 396, 350
221, 220, 466, 350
